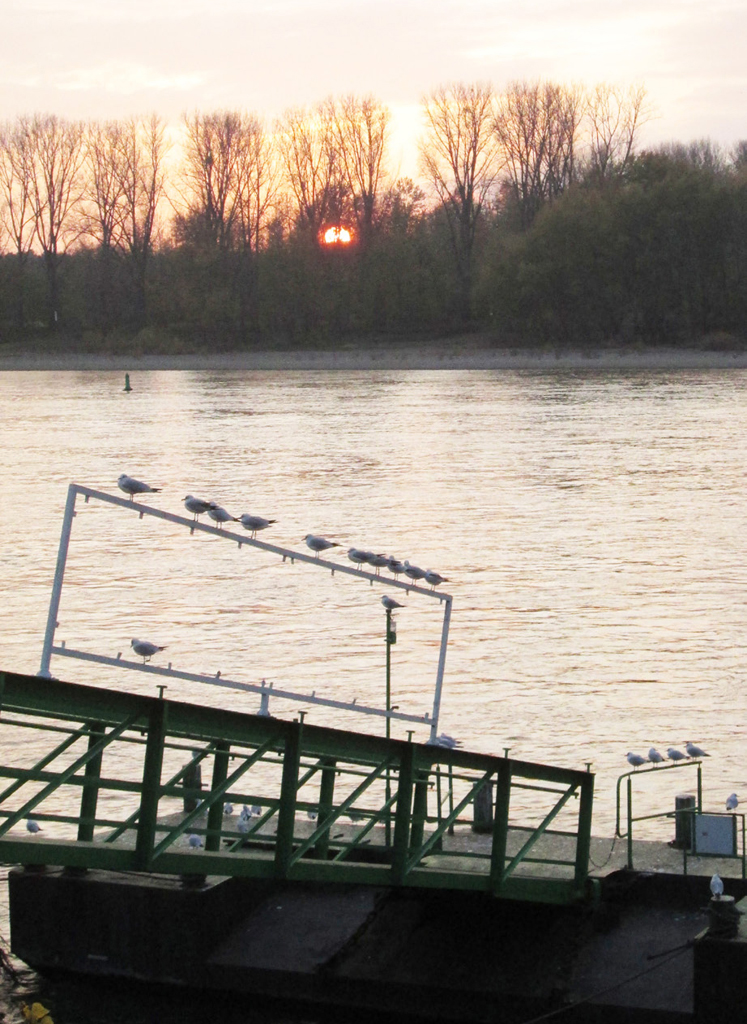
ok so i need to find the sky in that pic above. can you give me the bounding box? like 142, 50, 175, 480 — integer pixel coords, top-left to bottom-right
2, 0, 745, 177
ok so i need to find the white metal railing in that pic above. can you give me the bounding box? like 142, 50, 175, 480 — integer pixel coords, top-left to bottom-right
39, 484, 453, 741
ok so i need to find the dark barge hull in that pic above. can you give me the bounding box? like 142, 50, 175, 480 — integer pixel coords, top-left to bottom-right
12, 866, 747, 1023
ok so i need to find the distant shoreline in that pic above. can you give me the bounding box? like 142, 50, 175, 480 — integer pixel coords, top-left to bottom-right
2, 344, 747, 372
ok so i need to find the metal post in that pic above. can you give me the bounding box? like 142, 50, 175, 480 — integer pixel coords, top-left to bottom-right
385, 607, 396, 846
575, 773, 594, 891
275, 723, 302, 878
627, 776, 633, 869
315, 756, 337, 860
428, 597, 452, 742
490, 762, 511, 893
206, 742, 229, 852
135, 699, 168, 871
39, 484, 78, 677
77, 721, 104, 842
392, 744, 415, 884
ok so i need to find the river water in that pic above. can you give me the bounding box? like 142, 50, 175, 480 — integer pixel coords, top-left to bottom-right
1, 366, 746, 1021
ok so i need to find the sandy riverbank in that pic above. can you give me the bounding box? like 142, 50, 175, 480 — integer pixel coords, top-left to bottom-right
3, 343, 747, 372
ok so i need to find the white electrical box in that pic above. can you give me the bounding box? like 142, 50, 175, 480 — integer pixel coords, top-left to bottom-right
692, 814, 737, 855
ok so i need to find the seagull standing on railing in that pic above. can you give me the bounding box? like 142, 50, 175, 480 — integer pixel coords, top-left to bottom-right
118, 474, 161, 500
240, 514, 276, 538
387, 557, 405, 580
726, 793, 739, 811
403, 561, 427, 584
183, 495, 219, 521
207, 506, 240, 528
304, 534, 339, 557
626, 752, 648, 769
130, 639, 166, 663
648, 748, 666, 764
685, 741, 710, 758
667, 747, 688, 762
367, 553, 389, 575
424, 570, 449, 590
348, 548, 368, 566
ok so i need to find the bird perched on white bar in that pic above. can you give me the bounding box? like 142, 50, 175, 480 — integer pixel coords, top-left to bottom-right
648, 747, 666, 763
118, 473, 161, 500
348, 547, 368, 565
207, 506, 239, 528
685, 741, 710, 758
366, 553, 389, 574
403, 560, 427, 583
626, 752, 648, 768
667, 747, 688, 761
710, 873, 724, 898
424, 569, 449, 589
183, 495, 219, 520
431, 733, 462, 749
381, 595, 405, 611
726, 793, 738, 811
239, 513, 276, 538
304, 534, 339, 556
131, 639, 166, 663
387, 557, 405, 579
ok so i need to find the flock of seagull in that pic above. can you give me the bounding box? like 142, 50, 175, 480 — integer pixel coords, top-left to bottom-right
117, 473, 449, 590
626, 744, 739, 811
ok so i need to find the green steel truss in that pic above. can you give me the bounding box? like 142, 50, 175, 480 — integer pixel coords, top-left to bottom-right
0, 670, 594, 904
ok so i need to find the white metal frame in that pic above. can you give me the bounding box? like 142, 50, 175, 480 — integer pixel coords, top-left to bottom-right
39, 484, 453, 741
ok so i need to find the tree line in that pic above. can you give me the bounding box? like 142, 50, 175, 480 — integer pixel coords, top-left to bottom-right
1, 82, 745, 350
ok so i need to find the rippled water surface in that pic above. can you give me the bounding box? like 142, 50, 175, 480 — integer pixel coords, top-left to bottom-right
1, 367, 746, 1021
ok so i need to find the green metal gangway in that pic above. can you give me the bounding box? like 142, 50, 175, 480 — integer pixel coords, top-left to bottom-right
0, 669, 595, 905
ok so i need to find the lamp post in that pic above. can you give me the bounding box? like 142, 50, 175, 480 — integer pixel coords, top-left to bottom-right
385, 606, 398, 846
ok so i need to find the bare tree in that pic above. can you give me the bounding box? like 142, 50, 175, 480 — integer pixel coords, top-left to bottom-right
180, 111, 245, 250
85, 120, 128, 328
0, 116, 36, 328
26, 114, 86, 329
116, 114, 168, 328
276, 103, 343, 233
494, 80, 584, 229
327, 94, 390, 235
419, 82, 501, 320
585, 83, 650, 184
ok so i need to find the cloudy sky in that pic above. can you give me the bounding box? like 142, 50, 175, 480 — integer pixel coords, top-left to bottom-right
2, 0, 745, 175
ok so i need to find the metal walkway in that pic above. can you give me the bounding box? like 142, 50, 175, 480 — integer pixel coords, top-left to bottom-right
0, 669, 595, 905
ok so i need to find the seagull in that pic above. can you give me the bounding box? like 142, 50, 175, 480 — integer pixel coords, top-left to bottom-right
403, 561, 427, 583
626, 752, 648, 769
710, 873, 724, 898
239, 805, 251, 821
207, 506, 239, 528
667, 747, 688, 762
648, 748, 666, 764
240, 514, 276, 538
387, 558, 405, 579
726, 793, 738, 811
188, 834, 203, 848
304, 534, 339, 557
306, 809, 318, 821
381, 595, 405, 611
424, 570, 449, 589
117, 474, 161, 501
348, 548, 368, 565
183, 495, 219, 520
223, 803, 234, 816
432, 733, 462, 749
251, 805, 262, 817
367, 553, 390, 574
237, 818, 250, 834
130, 639, 166, 663
685, 741, 710, 758
26, 818, 41, 834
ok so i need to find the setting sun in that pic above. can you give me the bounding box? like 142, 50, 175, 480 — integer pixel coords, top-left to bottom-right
323, 226, 352, 245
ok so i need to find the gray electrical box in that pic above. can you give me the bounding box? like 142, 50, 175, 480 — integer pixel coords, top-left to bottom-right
692, 814, 737, 856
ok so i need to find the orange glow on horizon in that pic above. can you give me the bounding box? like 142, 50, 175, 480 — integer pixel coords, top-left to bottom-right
323, 225, 352, 245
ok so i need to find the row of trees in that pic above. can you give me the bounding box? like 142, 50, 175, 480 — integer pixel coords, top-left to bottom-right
1, 82, 745, 348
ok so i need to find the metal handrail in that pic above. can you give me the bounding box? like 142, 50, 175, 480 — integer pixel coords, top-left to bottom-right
0, 668, 595, 905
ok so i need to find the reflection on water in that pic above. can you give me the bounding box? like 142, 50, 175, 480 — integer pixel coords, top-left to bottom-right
1, 367, 747, 1021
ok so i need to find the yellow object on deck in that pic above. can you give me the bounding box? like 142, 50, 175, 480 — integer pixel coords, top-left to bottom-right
21, 1001, 54, 1023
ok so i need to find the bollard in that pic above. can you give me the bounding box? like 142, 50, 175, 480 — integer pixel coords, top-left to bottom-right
708, 895, 740, 939
182, 758, 203, 812
472, 783, 494, 833
674, 793, 695, 849
124, 373, 132, 392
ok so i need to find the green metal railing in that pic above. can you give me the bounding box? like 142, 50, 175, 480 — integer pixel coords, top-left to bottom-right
615, 761, 747, 878
0, 669, 595, 905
